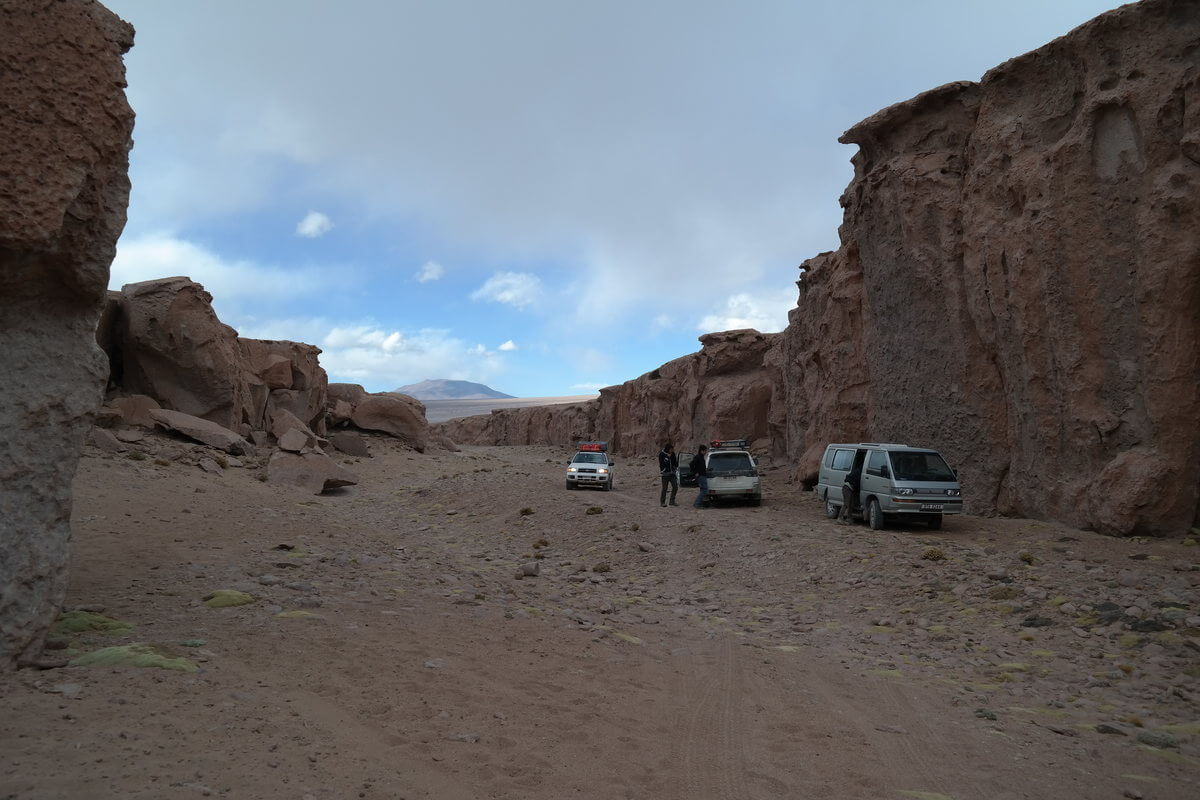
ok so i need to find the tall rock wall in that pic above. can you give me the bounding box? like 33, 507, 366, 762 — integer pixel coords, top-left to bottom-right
435, 0, 1200, 536
436, 330, 783, 455
0, 1, 134, 668
784, 0, 1200, 535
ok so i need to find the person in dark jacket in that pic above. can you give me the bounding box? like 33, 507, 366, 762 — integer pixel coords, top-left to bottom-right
690, 445, 710, 508
658, 442, 679, 507
838, 464, 861, 524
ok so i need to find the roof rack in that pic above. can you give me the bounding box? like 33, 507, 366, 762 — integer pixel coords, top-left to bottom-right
576, 441, 608, 452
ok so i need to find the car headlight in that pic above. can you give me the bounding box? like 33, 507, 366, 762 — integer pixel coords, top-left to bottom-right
896, 488, 914, 496
567, 467, 578, 472
946, 488, 960, 496
597, 468, 608, 474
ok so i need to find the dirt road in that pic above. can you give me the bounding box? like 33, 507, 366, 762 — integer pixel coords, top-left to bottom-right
2, 438, 1197, 799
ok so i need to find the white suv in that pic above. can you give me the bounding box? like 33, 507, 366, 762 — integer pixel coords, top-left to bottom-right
704, 439, 762, 506
565, 442, 614, 491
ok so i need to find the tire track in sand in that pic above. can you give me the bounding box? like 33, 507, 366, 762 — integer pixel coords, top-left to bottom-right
678, 636, 748, 800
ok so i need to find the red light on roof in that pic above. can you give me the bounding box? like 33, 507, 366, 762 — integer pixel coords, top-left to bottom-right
577, 441, 607, 452
711, 438, 749, 449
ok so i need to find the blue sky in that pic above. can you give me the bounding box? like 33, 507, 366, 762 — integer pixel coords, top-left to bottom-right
105, 0, 1123, 396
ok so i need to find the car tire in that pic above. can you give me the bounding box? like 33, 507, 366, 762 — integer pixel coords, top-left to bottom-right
926, 514, 943, 530
825, 499, 839, 518
867, 498, 885, 531
750, 496, 762, 507
605, 478, 613, 492
566, 480, 575, 490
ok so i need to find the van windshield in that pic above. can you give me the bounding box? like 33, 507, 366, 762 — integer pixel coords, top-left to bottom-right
889, 451, 956, 482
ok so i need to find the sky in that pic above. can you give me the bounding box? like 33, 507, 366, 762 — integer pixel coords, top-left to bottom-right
104, 0, 1124, 397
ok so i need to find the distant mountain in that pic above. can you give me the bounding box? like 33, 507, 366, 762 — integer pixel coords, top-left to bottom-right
394, 379, 515, 400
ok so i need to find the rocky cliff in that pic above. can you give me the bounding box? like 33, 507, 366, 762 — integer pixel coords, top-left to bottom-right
0, 0, 135, 669
437, 330, 782, 456
439, 0, 1200, 536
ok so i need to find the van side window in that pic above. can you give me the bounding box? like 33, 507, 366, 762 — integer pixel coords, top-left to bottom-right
867, 451, 888, 473
831, 449, 854, 470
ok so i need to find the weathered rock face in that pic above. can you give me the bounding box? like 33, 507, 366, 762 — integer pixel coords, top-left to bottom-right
103, 276, 329, 437
436, 0, 1200, 536
783, 0, 1200, 535
437, 330, 783, 456
118, 277, 249, 429
0, 0, 134, 669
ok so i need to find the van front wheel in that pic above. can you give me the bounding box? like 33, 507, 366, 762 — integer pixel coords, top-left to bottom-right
867, 498, 885, 531
926, 514, 943, 530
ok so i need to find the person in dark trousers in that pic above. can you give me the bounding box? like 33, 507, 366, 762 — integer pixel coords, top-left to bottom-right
658, 442, 679, 507
838, 463, 861, 524
690, 444, 710, 508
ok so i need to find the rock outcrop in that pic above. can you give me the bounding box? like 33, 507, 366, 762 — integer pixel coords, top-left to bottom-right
328, 383, 430, 452
436, 0, 1200, 536
104, 277, 328, 437
0, 0, 134, 669
783, 0, 1200, 535
438, 330, 781, 455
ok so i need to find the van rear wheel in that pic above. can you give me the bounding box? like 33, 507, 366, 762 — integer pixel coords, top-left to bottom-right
867, 498, 885, 531
825, 498, 839, 518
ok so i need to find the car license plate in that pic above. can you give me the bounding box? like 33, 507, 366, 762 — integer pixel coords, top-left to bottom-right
920, 504, 944, 511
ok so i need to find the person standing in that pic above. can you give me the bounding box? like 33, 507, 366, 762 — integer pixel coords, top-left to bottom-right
838, 462, 861, 525
690, 444, 710, 509
658, 442, 679, 507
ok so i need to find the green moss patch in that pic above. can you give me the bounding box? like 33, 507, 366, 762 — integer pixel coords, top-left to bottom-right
203, 590, 256, 608
70, 643, 198, 673
51, 611, 132, 637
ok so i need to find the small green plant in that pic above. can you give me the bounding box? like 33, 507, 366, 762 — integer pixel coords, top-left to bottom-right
126, 450, 146, 461
153, 458, 170, 466
921, 547, 946, 561
593, 562, 611, 574
214, 455, 228, 469
586, 506, 603, 515
532, 538, 549, 548
1019, 551, 1036, 565
630, 523, 640, 532
519, 507, 534, 516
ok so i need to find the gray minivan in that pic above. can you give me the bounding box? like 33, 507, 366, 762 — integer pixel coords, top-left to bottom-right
816, 442, 962, 530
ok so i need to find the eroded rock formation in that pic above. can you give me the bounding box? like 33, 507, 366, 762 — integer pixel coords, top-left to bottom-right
438, 329, 781, 454
0, 0, 135, 669
438, 0, 1200, 536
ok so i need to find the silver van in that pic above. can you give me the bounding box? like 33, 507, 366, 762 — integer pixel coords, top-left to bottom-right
816, 442, 962, 530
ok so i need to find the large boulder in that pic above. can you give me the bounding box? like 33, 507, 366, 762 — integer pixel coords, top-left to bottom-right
350, 393, 428, 451
267, 451, 359, 494
0, 0, 134, 669
118, 277, 250, 430
149, 408, 255, 456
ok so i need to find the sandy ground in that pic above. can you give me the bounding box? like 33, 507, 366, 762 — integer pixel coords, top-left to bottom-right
2, 434, 1198, 800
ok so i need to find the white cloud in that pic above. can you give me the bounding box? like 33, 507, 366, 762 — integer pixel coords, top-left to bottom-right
470, 271, 542, 310
109, 232, 323, 305
415, 260, 445, 283
697, 288, 797, 334
570, 383, 607, 392
236, 322, 508, 390
498, 340, 518, 351
296, 211, 333, 238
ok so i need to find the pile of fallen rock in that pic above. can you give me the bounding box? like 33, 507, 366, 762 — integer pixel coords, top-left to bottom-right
91, 276, 458, 494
